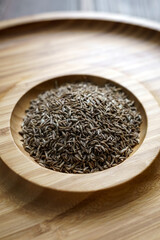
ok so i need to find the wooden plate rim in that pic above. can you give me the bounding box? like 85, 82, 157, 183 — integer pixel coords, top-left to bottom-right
0, 12, 160, 31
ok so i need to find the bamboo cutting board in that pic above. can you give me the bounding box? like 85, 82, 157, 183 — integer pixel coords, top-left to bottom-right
0, 12, 160, 240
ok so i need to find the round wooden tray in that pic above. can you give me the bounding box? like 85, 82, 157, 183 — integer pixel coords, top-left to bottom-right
0, 12, 160, 240
0, 72, 159, 193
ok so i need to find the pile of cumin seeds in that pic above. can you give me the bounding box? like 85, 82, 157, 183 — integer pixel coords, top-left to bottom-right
20, 82, 142, 174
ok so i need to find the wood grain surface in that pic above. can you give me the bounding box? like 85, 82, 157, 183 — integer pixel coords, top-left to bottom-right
0, 13, 160, 240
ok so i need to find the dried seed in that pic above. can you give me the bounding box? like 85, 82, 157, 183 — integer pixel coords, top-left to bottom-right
20, 82, 142, 174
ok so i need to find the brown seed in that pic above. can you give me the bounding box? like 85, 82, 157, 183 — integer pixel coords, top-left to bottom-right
20, 82, 142, 174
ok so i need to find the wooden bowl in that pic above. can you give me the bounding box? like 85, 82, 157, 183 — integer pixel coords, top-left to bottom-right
0, 73, 159, 192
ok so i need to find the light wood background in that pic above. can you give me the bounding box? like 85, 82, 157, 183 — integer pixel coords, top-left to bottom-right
0, 13, 160, 239
0, 0, 160, 22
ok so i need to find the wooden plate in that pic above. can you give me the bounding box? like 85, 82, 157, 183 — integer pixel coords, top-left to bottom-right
0, 72, 158, 192
0, 13, 160, 239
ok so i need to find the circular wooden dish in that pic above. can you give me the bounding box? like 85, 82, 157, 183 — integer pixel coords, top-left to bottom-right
0, 13, 160, 240
0, 72, 159, 192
